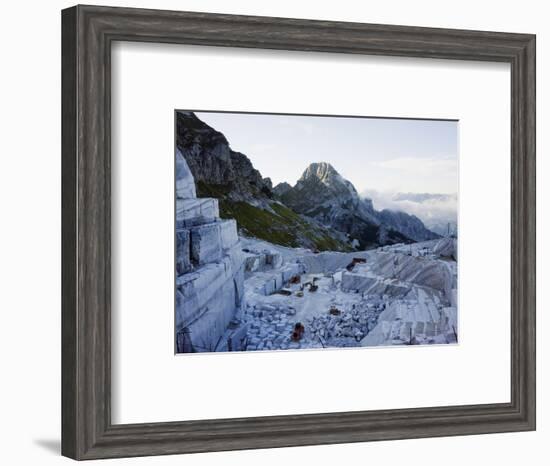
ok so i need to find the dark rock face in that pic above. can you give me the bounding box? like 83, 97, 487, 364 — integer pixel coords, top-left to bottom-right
273, 182, 292, 197
281, 162, 386, 248
281, 162, 438, 247
176, 111, 273, 206
378, 209, 440, 242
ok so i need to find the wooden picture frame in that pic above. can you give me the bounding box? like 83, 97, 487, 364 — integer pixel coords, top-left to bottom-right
61, 4, 536, 460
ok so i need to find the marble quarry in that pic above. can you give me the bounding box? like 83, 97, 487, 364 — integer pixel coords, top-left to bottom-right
241, 238, 458, 350
175, 150, 247, 353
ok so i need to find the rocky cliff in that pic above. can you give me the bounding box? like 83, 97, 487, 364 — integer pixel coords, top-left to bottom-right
177, 112, 438, 252
280, 162, 438, 247
176, 111, 273, 207
176, 112, 353, 252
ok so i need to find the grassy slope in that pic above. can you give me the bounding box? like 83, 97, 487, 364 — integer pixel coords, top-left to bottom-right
197, 181, 351, 252
222, 200, 352, 252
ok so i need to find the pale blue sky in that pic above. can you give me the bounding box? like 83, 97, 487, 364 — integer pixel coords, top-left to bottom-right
196, 111, 458, 195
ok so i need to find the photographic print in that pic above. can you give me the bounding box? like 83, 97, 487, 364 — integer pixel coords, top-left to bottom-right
175, 111, 458, 354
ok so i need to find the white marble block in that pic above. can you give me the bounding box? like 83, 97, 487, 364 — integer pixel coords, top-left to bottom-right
176, 229, 192, 274
245, 255, 260, 272
190, 222, 223, 265
176, 198, 219, 228
281, 263, 303, 282
219, 218, 239, 250
175, 147, 247, 352
341, 272, 377, 293
177, 260, 233, 326
176, 148, 197, 199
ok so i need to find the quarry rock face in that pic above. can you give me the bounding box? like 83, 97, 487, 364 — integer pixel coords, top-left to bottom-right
175, 155, 247, 353
176, 148, 197, 199
176, 197, 219, 229
433, 236, 457, 260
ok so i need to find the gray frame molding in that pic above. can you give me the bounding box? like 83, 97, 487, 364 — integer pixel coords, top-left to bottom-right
61, 4, 536, 460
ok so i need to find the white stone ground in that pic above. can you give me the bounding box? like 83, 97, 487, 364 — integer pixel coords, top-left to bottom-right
241, 237, 458, 351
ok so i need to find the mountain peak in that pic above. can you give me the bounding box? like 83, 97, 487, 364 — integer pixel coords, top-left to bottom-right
296, 162, 358, 201
300, 162, 339, 183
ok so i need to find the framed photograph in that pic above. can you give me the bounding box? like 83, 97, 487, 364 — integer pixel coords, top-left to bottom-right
174, 110, 459, 354
61, 5, 536, 460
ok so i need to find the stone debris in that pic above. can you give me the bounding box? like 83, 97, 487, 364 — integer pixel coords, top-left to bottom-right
242, 237, 458, 351
243, 302, 304, 351
307, 301, 385, 347
243, 298, 385, 350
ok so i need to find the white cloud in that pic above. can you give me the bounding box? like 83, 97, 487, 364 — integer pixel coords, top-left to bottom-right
363, 189, 457, 234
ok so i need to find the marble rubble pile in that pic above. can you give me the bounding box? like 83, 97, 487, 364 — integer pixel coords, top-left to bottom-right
307, 301, 386, 347
243, 291, 385, 351
175, 150, 248, 353
243, 303, 299, 351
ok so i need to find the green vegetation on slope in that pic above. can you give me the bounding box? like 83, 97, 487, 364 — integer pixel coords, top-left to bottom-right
197, 181, 352, 251
196, 181, 233, 199
218, 199, 351, 252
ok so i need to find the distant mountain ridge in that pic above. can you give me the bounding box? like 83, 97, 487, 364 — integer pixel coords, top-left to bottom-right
361, 189, 457, 237
278, 162, 439, 248
177, 111, 439, 251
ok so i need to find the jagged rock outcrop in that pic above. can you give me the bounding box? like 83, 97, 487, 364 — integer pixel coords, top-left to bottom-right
175, 154, 248, 353
282, 163, 373, 218
281, 162, 411, 248
273, 182, 292, 197
281, 162, 382, 249
280, 162, 439, 247
176, 111, 273, 206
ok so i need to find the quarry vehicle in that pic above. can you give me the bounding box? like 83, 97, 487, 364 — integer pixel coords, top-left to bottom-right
291, 322, 305, 341
346, 257, 367, 271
